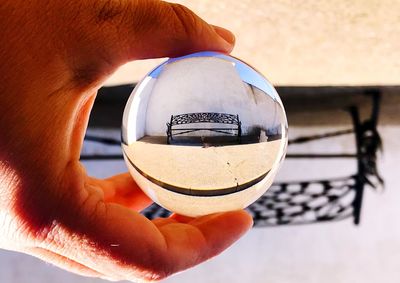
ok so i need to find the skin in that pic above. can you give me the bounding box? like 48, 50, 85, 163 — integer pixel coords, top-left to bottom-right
0, 0, 253, 282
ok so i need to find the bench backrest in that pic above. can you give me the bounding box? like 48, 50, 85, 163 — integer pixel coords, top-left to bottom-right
169, 112, 240, 126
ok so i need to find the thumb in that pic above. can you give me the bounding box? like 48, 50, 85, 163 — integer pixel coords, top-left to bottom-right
114, 1, 236, 59
68, 0, 235, 83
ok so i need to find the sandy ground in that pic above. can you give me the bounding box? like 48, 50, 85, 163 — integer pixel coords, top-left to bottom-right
122, 138, 282, 190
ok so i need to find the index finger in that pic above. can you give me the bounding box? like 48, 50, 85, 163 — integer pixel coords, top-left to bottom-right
158, 210, 253, 273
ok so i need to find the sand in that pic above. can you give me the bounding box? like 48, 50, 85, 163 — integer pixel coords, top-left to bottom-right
122, 137, 282, 191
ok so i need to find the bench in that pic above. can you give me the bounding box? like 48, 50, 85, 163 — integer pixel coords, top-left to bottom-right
166, 112, 242, 144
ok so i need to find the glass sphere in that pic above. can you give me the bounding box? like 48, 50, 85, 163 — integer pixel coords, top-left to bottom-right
122, 51, 288, 217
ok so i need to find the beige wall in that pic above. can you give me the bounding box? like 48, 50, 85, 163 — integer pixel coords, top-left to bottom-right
143, 57, 280, 136
105, 0, 400, 86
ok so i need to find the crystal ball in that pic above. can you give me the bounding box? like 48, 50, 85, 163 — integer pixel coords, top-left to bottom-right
122, 51, 288, 217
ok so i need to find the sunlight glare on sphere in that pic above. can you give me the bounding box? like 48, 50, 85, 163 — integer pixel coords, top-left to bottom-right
122, 51, 288, 217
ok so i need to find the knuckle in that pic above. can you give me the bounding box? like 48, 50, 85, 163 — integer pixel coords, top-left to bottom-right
94, 0, 126, 24
168, 3, 203, 38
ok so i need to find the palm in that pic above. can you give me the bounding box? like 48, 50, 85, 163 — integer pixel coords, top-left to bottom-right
0, 0, 251, 281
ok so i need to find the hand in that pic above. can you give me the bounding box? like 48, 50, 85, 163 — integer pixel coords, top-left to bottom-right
0, 0, 252, 282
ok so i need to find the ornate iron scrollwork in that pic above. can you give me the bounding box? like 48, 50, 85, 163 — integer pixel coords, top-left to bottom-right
166, 112, 242, 144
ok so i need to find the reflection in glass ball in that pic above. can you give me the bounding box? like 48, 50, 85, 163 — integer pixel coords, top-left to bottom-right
122, 51, 288, 217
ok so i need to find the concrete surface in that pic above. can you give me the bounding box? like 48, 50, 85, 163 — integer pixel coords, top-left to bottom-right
1, 126, 399, 283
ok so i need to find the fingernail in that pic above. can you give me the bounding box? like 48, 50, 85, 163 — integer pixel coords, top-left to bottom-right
212, 25, 236, 47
